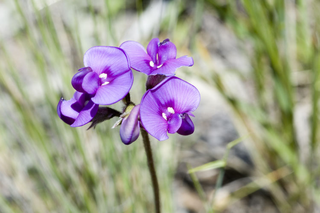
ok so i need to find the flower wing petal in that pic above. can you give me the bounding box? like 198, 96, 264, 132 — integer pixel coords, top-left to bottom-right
83, 46, 131, 76
120, 105, 140, 145
82, 72, 99, 95
71, 100, 99, 127
120, 41, 154, 75
168, 113, 182, 134
60, 98, 81, 118
71, 68, 92, 93
150, 76, 200, 113
140, 91, 169, 141
151, 56, 194, 76
57, 97, 78, 125
177, 114, 194, 135
147, 38, 160, 62
158, 40, 177, 64
91, 71, 133, 105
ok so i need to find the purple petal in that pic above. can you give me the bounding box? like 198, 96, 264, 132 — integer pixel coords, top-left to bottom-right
60, 98, 82, 119
177, 114, 194, 135
71, 100, 99, 127
168, 113, 182, 134
140, 91, 169, 141
91, 71, 133, 105
71, 68, 92, 93
188, 112, 195, 117
147, 38, 160, 63
73, 91, 87, 105
57, 98, 77, 125
82, 72, 99, 95
120, 105, 140, 145
151, 56, 194, 76
83, 46, 131, 76
149, 76, 200, 114
120, 41, 154, 75
78, 67, 93, 72
146, 75, 167, 90
158, 40, 177, 65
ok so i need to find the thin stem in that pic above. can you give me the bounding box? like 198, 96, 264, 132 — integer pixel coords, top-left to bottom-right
141, 128, 161, 213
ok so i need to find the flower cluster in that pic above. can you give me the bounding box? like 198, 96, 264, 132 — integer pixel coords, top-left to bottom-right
58, 38, 200, 144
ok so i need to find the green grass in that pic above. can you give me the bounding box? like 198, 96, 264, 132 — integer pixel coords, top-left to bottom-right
1, 0, 320, 212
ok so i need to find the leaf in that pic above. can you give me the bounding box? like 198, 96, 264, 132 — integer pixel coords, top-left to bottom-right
188, 160, 226, 173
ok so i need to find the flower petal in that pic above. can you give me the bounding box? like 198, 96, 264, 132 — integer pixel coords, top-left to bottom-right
73, 91, 88, 105
147, 38, 160, 62
57, 97, 77, 125
91, 71, 133, 105
120, 105, 140, 145
60, 98, 82, 119
83, 46, 131, 76
168, 113, 182, 134
71, 100, 99, 127
149, 76, 200, 113
82, 72, 99, 95
158, 40, 177, 65
120, 41, 154, 75
146, 75, 167, 90
177, 114, 194, 135
140, 91, 169, 141
71, 68, 92, 93
151, 56, 194, 76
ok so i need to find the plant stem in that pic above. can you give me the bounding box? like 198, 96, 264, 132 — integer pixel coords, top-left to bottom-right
141, 128, 161, 213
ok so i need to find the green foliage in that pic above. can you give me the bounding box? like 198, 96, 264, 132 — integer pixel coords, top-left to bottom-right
190, 0, 320, 212
1, 0, 320, 212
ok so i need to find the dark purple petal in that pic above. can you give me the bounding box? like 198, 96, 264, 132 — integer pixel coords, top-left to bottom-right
57, 98, 77, 125
167, 113, 182, 134
71, 68, 92, 93
150, 56, 194, 76
78, 67, 93, 72
83, 46, 131, 76
140, 91, 169, 141
147, 38, 160, 63
71, 100, 99, 127
146, 75, 167, 90
120, 105, 140, 145
60, 98, 82, 119
82, 72, 99, 95
88, 107, 122, 129
120, 41, 154, 75
158, 40, 177, 65
177, 114, 194, 135
91, 71, 133, 105
149, 76, 200, 114
73, 91, 88, 106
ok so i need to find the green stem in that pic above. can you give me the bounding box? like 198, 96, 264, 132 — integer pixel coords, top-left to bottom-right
141, 128, 161, 213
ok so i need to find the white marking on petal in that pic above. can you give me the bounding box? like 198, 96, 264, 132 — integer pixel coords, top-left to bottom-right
162, 112, 167, 120
99, 73, 107, 79
84, 100, 89, 106
167, 107, 175, 114
102, 81, 109, 86
157, 64, 163, 69
149, 61, 155, 67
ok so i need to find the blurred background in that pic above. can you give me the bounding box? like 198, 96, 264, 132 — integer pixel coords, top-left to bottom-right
1, 0, 320, 212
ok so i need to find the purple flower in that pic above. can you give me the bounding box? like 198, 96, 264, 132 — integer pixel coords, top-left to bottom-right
120, 38, 194, 76
140, 77, 200, 141
120, 104, 141, 145
57, 91, 99, 127
72, 46, 133, 105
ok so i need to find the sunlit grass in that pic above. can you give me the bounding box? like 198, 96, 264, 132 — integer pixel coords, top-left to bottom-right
1, 0, 320, 212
